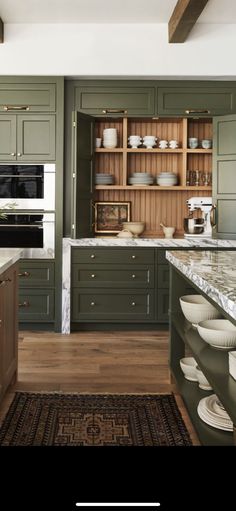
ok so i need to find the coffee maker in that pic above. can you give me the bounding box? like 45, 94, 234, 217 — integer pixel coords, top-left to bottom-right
184, 197, 212, 238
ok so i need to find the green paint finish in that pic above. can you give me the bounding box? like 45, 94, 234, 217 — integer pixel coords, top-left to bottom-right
18, 261, 55, 287
75, 86, 155, 116
72, 264, 154, 289
213, 114, 236, 238
157, 288, 169, 322
72, 248, 155, 265
72, 288, 155, 322
17, 115, 56, 161
0, 115, 16, 160
0, 83, 56, 112
157, 265, 170, 288
18, 288, 55, 322
158, 86, 236, 116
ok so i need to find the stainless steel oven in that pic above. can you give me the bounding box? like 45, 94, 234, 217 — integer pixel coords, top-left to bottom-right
0, 164, 55, 210
0, 211, 55, 258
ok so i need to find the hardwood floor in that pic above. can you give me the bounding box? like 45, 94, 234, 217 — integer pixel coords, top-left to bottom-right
0, 329, 200, 445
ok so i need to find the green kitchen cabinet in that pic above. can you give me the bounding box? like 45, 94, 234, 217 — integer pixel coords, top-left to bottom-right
72, 264, 154, 289
158, 85, 236, 117
0, 114, 56, 161
18, 260, 55, 324
73, 84, 155, 117
0, 82, 56, 112
212, 114, 236, 239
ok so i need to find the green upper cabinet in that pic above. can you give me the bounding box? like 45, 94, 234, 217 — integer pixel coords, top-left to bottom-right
74, 84, 155, 117
212, 114, 236, 239
158, 85, 236, 117
0, 114, 56, 161
0, 83, 56, 112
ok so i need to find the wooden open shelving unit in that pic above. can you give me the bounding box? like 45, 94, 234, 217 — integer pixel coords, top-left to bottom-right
95, 117, 213, 237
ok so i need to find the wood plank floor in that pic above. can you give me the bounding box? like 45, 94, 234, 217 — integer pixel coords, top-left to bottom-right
0, 329, 200, 445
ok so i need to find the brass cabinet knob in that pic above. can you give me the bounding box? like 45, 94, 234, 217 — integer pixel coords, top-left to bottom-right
132, 274, 136, 278
17, 153, 22, 157
90, 254, 95, 259
18, 271, 30, 278
131, 255, 136, 259
90, 301, 95, 306
11, 152, 16, 156
91, 274, 96, 278
131, 302, 136, 306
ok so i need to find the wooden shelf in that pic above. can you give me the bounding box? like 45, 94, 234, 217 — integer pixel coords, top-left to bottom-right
187, 149, 212, 154
95, 185, 212, 191
95, 148, 123, 153
127, 148, 183, 153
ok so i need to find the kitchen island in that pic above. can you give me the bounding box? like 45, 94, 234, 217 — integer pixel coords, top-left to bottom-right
0, 249, 21, 404
166, 249, 236, 445
62, 237, 236, 333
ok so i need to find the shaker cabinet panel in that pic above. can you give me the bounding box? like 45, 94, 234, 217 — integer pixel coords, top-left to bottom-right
18, 289, 55, 322
0, 83, 56, 112
18, 261, 55, 287
72, 264, 154, 288
158, 87, 236, 116
17, 115, 56, 161
75, 86, 155, 116
0, 115, 16, 161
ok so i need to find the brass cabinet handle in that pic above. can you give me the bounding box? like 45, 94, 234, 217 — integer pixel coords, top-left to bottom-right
210, 204, 217, 228
185, 109, 210, 114
90, 301, 95, 306
18, 271, 30, 278
102, 109, 128, 114
4, 105, 30, 111
19, 301, 30, 308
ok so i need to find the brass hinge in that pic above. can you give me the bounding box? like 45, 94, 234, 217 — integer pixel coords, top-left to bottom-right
72, 173, 76, 178
72, 224, 75, 230
73, 121, 76, 128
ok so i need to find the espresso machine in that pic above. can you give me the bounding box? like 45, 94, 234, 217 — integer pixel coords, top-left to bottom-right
184, 197, 213, 238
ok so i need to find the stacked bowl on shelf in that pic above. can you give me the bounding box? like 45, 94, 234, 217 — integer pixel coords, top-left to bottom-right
103, 128, 117, 148
95, 173, 115, 185
128, 172, 154, 186
156, 172, 178, 186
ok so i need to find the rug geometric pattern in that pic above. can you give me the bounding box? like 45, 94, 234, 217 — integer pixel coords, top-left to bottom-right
0, 392, 192, 446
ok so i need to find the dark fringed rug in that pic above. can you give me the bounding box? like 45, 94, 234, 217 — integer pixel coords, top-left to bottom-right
0, 392, 192, 446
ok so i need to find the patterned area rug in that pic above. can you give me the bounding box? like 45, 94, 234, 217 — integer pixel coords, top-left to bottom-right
0, 392, 192, 446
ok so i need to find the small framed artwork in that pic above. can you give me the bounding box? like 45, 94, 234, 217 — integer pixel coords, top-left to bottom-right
94, 201, 131, 234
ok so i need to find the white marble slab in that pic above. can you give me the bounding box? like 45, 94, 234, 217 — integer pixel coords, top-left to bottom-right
62, 237, 236, 333
166, 250, 236, 322
0, 249, 22, 275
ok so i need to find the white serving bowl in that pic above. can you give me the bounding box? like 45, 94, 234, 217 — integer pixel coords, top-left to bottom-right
197, 319, 236, 349
196, 366, 212, 390
122, 221, 145, 237
179, 295, 222, 327
180, 357, 197, 381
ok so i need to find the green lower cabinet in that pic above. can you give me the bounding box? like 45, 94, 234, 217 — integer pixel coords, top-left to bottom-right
72, 264, 154, 288
157, 264, 169, 289
157, 288, 170, 323
18, 261, 55, 287
18, 288, 55, 322
72, 289, 155, 322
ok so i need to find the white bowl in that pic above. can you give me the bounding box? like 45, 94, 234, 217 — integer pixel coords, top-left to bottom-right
122, 221, 145, 236
180, 357, 197, 381
179, 295, 222, 327
197, 319, 236, 349
196, 366, 212, 390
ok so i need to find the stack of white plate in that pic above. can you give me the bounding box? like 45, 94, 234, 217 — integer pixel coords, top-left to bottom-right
128, 172, 154, 186
197, 394, 233, 431
156, 172, 178, 186
95, 173, 115, 185
103, 128, 117, 148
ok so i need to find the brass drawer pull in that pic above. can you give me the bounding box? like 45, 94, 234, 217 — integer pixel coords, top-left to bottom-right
131, 302, 136, 306
185, 109, 210, 114
102, 108, 128, 114
0, 278, 11, 287
19, 300, 30, 308
18, 271, 30, 278
131, 255, 136, 259
90, 301, 95, 306
4, 105, 30, 111
90, 254, 95, 259
132, 274, 136, 279
91, 274, 96, 278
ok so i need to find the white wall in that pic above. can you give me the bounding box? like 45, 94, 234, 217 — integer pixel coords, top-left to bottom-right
1, 22, 236, 78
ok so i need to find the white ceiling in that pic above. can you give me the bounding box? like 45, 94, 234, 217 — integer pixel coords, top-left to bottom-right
1, 0, 236, 24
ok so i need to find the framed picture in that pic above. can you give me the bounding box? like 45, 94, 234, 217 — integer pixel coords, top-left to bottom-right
94, 201, 131, 234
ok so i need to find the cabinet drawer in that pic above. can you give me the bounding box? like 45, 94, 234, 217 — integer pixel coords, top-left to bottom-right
72, 289, 155, 321
158, 86, 236, 116
157, 288, 169, 323
72, 264, 154, 288
158, 265, 170, 288
71, 248, 155, 265
18, 261, 55, 287
75, 86, 155, 116
18, 289, 54, 322
0, 83, 56, 112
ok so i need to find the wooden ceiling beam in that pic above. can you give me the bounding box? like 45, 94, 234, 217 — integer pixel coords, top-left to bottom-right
169, 0, 210, 43
0, 18, 4, 43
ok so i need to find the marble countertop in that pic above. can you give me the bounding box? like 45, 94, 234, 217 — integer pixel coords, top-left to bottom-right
166, 250, 236, 321
0, 249, 22, 275
63, 237, 236, 248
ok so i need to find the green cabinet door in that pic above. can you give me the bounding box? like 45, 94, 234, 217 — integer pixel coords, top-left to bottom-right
18, 288, 55, 322
212, 114, 236, 238
158, 86, 236, 116
74, 85, 155, 116
17, 115, 56, 161
0, 83, 56, 112
72, 111, 95, 238
0, 115, 17, 160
